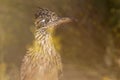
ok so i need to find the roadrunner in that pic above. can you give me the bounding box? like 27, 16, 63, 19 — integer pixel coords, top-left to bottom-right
20, 8, 72, 80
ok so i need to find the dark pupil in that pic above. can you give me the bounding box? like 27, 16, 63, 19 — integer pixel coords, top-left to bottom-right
40, 18, 50, 27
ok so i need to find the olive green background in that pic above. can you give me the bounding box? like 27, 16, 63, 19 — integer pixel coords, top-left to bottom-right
0, 0, 120, 80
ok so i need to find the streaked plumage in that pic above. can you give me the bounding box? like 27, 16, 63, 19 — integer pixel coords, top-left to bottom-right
20, 8, 72, 80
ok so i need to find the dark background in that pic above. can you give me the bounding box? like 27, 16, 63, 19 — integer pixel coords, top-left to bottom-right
0, 0, 120, 80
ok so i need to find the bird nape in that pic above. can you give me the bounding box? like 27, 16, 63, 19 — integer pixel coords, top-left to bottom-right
20, 8, 72, 80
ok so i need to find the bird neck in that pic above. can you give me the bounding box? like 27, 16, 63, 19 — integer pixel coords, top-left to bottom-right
29, 27, 56, 55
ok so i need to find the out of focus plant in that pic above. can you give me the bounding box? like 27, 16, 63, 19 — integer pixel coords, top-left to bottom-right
0, 63, 9, 80
107, 0, 120, 44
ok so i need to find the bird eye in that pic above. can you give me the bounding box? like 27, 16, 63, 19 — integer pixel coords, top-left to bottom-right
40, 19, 46, 27
39, 18, 50, 27
45, 18, 49, 23
41, 19, 45, 23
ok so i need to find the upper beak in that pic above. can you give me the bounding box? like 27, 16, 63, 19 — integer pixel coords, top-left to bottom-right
56, 17, 73, 25
48, 17, 73, 27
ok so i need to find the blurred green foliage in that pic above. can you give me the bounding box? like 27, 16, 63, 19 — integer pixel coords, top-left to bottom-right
107, 0, 120, 46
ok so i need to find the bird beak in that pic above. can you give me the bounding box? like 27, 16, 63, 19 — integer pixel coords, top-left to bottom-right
45, 17, 73, 28
57, 17, 73, 25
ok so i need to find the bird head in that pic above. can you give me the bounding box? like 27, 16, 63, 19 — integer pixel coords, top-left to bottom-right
34, 8, 72, 29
